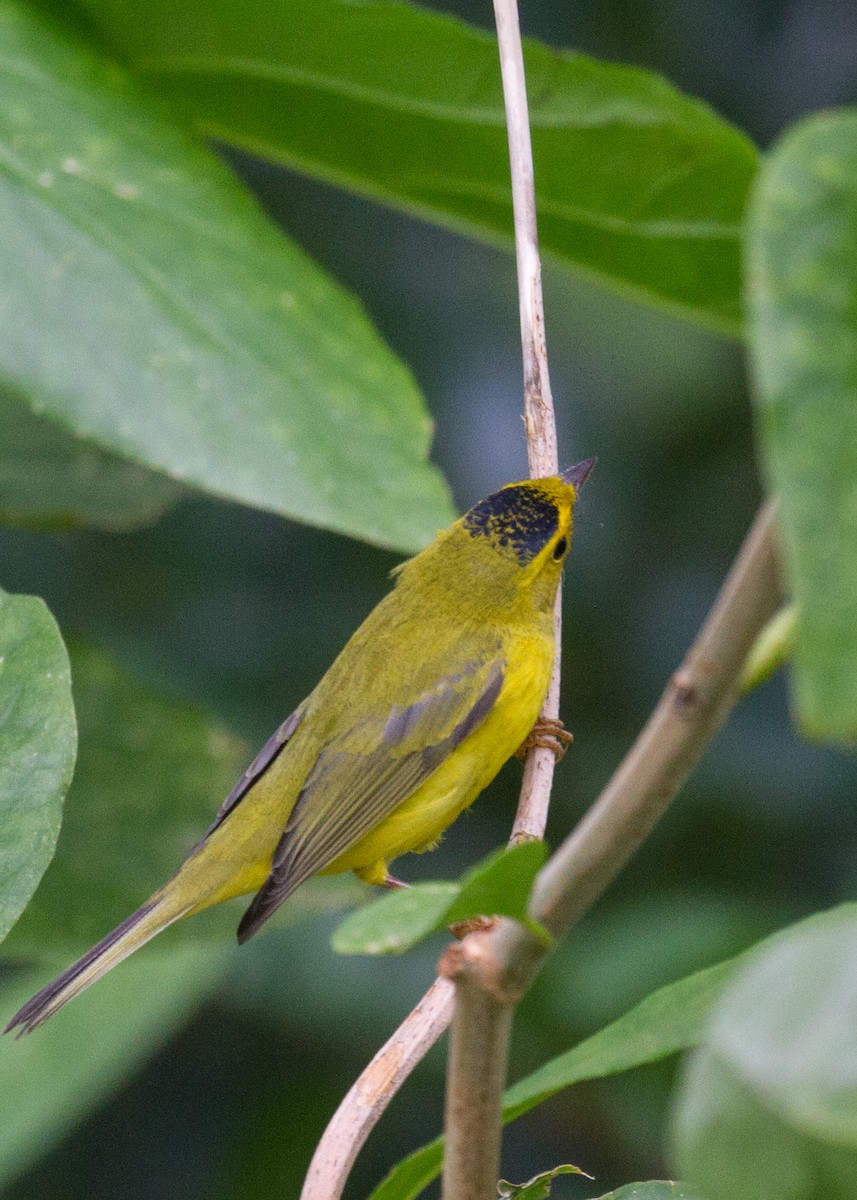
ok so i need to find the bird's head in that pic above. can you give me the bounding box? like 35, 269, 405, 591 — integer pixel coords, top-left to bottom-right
398, 459, 595, 616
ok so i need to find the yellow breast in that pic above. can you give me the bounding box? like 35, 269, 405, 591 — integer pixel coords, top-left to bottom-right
324, 628, 555, 882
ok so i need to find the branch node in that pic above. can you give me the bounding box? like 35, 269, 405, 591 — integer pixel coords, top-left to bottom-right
669, 668, 703, 715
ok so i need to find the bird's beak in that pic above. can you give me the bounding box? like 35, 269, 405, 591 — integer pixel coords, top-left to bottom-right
562, 457, 597, 490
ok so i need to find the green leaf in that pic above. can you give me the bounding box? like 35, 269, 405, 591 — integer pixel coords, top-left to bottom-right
368, 906, 857, 1200
497, 1163, 590, 1199
80, 0, 757, 333
0, 0, 453, 552
746, 109, 857, 739
674, 1050, 857, 1200
0, 944, 225, 1186
331, 883, 458, 956
595, 1187, 703, 1200
673, 909, 857, 1200
502, 956, 736, 1122
3, 641, 247, 957
738, 604, 798, 696
710, 912, 857, 1145
368, 1138, 445, 1200
331, 841, 548, 956
0, 590, 75, 944
0, 390, 182, 531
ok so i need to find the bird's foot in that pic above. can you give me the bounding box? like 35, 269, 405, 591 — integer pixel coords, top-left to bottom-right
449, 915, 497, 939
382, 874, 410, 890
515, 717, 573, 762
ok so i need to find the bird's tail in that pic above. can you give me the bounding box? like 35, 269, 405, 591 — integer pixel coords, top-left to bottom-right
4, 890, 192, 1036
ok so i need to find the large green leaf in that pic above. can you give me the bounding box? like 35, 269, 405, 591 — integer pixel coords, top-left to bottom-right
0, 944, 225, 1186
0, 0, 453, 552
2, 641, 350, 960
369, 907, 857, 1200
78, 0, 757, 333
0, 589, 75, 944
673, 910, 857, 1200
746, 109, 857, 739
0, 390, 182, 531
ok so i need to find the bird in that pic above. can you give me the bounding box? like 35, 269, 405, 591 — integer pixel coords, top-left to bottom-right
5, 460, 594, 1034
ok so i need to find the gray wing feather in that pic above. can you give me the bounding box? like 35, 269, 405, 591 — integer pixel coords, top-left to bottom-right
200, 705, 304, 842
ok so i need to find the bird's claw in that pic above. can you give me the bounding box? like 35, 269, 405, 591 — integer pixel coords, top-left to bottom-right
515, 717, 573, 763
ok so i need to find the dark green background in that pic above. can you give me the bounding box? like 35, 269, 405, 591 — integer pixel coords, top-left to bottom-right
3, 1, 857, 1196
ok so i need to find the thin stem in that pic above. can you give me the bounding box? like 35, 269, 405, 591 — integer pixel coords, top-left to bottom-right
441, 2, 557, 1194
494, 0, 564, 847
494, 0, 557, 479
302, 3, 569, 1195
299, 978, 454, 1200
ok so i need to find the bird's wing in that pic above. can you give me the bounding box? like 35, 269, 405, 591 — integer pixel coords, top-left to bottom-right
201, 705, 306, 840
236, 655, 505, 942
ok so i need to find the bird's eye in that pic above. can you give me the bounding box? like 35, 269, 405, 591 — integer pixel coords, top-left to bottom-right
552, 537, 568, 561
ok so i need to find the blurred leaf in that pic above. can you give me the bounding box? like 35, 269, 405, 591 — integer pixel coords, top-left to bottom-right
368, 1140, 444, 1200
0, 0, 453, 553
673, 909, 857, 1199
79, 0, 756, 333
709, 913, 857, 1144
746, 109, 857, 739
445, 841, 548, 931
0, 944, 225, 1187
369, 906, 857, 1200
739, 604, 798, 696
331, 841, 548, 956
0, 589, 75, 944
0, 390, 182, 531
538, 889, 775, 1033
503, 957, 736, 1123
673, 1049, 857, 1200
497, 1163, 589, 1198
594, 1188, 702, 1200
4, 640, 246, 957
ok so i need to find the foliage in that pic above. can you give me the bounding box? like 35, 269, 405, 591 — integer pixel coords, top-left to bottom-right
76, 0, 756, 335
497, 1164, 590, 1198
0, 1, 855, 1199
0, 0, 452, 552
746, 111, 857, 740
0, 590, 75, 944
332, 841, 548, 955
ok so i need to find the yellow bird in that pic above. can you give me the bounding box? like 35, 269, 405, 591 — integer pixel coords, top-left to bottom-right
5, 462, 593, 1034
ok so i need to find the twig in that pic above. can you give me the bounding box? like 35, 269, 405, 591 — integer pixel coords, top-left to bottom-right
299, 978, 454, 1200
440, 2, 558, 1194
300, 3, 563, 1195
496, 0, 564, 847
496, 1, 557, 478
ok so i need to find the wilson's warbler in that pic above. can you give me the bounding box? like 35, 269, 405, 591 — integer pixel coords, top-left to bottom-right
6, 462, 593, 1034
